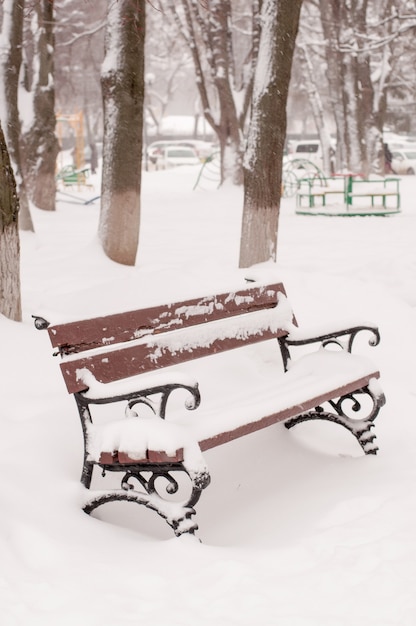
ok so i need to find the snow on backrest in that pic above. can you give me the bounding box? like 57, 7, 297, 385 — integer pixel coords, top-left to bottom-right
52, 283, 296, 394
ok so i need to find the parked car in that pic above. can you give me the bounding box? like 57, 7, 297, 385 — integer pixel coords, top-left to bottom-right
155, 146, 201, 170
290, 139, 322, 158
173, 140, 215, 160
147, 141, 178, 165
391, 149, 416, 175
147, 139, 215, 166
287, 139, 335, 172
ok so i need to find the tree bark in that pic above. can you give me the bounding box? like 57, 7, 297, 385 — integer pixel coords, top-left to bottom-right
0, 122, 22, 322
23, 0, 59, 211
207, 0, 243, 184
0, 0, 34, 231
239, 0, 303, 268
99, 0, 145, 266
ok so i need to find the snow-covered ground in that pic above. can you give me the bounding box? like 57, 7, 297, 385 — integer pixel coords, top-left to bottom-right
1, 164, 415, 625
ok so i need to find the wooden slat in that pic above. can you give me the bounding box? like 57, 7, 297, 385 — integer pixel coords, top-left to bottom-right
61, 325, 288, 394
198, 372, 380, 451
96, 373, 380, 460
48, 283, 287, 355
99, 449, 184, 465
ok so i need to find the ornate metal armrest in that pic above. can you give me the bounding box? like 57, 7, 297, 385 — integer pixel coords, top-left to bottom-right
279, 325, 380, 371
287, 325, 380, 351
75, 380, 201, 491
78, 379, 201, 420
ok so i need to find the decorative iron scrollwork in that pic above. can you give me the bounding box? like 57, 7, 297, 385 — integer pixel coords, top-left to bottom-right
121, 466, 181, 496
285, 384, 385, 454
84, 462, 210, 537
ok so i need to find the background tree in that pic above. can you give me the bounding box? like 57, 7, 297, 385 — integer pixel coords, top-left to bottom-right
0, 121, 22, 322
239, 0, 303, 268
385, 1, 416, 131
99, 0, 145, 265
296, 30, 333, 175
0, 0, 34, 231
166, 0, 260, 184
22, 0, 59, 211
54, 0, 107, 167
143, 5, 193, 141
297, 0, 416, 176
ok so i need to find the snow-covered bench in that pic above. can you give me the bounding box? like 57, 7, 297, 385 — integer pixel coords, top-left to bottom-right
33, 281, 385, 538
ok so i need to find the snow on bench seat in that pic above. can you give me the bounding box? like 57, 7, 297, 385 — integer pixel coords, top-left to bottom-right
85, 348, 381, 474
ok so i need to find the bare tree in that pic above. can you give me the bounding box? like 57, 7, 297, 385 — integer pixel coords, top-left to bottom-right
0, 121, 22, 322
144, 5, 192, 140
54, 0, 107, 165
239, 0, 303, 268
385, 2, 416, 132
166, 0, 260, 184
296, 31, 334, 175
317, 0, 404, 176
22, 0, 59, 211
99, 0, 145, 265
0, 0, 34, 231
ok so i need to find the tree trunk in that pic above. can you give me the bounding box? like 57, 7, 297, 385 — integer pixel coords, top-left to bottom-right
208, 0, 243, 185
0, 0, 34, 231
319, 0, 348, 172
320, 0, 392, 177
297, 35, 334, 175
239, 0, 303, 269
99, 0, 145, 266
356, 0, 393, 175
340, 0, 365, 174
168, 0, 254, 185
0, 122, 22, 322
23, 0, 59, 211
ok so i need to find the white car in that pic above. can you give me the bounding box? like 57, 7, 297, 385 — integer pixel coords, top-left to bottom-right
287, 139, 335, 172
146, 141, 177, 165
155, 146, 201, 170
173, 140, 216, 159
147, 139, 215, 166
391, 149, 416, 175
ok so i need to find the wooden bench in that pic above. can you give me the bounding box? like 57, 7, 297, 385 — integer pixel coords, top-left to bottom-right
33, 281, 385, 538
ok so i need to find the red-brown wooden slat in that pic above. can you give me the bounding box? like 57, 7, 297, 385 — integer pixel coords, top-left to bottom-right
198, 372, 380, 451
96, 373, 379, 462
48, 283, 287, 355
61, 325, 289, 394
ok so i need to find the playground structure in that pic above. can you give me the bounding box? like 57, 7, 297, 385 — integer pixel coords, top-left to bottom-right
56, 111, 89, 187
56, 111, 85, 169
283, 158, 400, 216
282, 158, 327, 197
193, 151, 221, 190
193, 155, 323, 193
295, 172, 400, 216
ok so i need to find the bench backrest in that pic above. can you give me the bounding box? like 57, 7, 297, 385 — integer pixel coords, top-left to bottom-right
46, 282, 295, 394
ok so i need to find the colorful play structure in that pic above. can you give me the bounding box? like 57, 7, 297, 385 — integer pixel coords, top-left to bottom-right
283, 159, 401, 216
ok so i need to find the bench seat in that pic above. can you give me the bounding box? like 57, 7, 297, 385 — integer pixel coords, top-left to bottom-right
180, 349, 380, 450
86, 348, 381, 470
